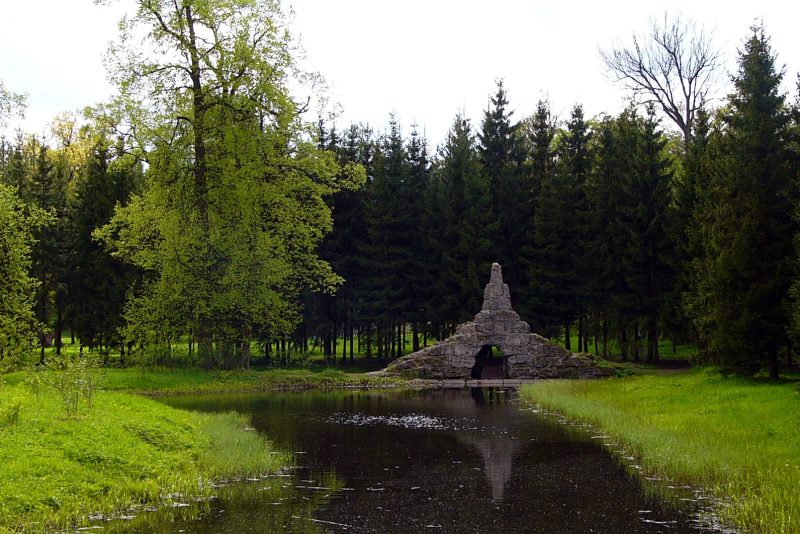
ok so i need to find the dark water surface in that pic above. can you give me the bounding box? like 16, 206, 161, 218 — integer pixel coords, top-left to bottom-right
110, 388, 713, 533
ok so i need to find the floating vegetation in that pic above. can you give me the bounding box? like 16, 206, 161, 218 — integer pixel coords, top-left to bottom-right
326, 412, 475, 431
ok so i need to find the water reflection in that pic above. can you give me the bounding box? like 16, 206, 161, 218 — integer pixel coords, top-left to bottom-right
458, 388, 520, 502
103, 387, 712, 533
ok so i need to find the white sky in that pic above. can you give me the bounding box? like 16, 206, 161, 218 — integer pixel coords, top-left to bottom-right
1, 0, 798, 144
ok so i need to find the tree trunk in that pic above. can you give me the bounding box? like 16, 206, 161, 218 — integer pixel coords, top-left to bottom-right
366, 324, 372, 360
38, 291, 47, 365
199, 328, 214, 369
768, 350, 779, 381
241, 340, 251, 369
564, 321, 571, 351
185, 5, 215, 364
341, 319, 347, 363
584, 315, 589, 352
324, 332, 331, 362
647, 313, 659, 363
55, 290, 63, 357
349, 322, 354, 364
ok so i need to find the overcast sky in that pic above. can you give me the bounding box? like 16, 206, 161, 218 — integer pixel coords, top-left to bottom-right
1, 0, 798, 144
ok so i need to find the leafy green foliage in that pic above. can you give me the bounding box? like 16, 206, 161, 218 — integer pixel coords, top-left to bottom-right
96, 0, 360, 367
41, 353, 103, 417
0, 183, 52, 361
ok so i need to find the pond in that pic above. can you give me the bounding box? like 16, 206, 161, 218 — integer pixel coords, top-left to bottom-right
106, 387, 716, 533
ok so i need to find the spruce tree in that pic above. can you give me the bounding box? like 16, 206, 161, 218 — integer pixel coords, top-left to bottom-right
585, 113, 636, 358
518, 100, 556, 327
360, 117, 409, 358
405, 125, 432, 350
433, 113, 493, 330
526, 105, 590, 345
67, 142, 141, 356
624, 105, 674, 363
695, 26, 793, 377
478, 81, 528, 292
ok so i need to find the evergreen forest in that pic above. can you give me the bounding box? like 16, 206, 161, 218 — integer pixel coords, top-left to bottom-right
1, 3, 799, 382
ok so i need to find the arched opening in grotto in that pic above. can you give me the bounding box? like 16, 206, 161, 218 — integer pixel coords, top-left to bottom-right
470, 345, 507, 379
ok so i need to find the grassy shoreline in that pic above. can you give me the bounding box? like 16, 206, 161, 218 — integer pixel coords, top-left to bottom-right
0, 366, 407, 531
0, 381, 293, 531
3, 367, 407, 397
520, 370, 800, 533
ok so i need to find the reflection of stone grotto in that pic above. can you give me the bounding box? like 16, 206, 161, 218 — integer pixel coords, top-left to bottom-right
388, 263, 612, 379
446, 387, 522, 503
457, 432, 520, 502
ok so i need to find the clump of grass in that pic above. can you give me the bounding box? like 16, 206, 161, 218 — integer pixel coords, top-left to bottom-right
198, 411, 290, 481
0, 385, 25, 427
520, 370, 800, 533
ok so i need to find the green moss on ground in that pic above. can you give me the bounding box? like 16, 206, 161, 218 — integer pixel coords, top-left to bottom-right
520, 370, 800, 533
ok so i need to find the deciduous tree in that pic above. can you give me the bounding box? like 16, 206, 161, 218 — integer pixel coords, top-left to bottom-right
97, 0, 361, 367
601, 12, 721, 148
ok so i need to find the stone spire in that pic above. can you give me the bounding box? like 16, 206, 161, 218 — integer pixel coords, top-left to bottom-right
481, 263, 512, 311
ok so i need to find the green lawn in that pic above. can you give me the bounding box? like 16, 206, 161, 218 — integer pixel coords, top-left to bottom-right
4, 366, 405, 397
0, 381, 289, 531
554, 333, 698, 360
520, 370, 800, 533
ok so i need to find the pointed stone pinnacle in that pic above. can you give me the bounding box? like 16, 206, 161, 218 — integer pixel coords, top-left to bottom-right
482, 263, 513, 311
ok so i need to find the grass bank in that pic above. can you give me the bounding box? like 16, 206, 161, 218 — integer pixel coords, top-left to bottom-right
0, 383, 289, 532
520, 370, 800, 533
3, 367, 405, 396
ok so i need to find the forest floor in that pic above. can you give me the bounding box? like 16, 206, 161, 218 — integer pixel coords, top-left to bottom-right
520, 368, 800, 534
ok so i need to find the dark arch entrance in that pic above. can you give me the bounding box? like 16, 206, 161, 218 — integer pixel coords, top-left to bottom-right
471, 345, 508, 379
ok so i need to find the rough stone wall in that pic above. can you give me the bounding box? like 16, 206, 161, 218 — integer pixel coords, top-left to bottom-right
387, 263, 613, 379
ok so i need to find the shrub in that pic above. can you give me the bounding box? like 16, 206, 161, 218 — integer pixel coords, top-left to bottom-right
42, 353, 103, 417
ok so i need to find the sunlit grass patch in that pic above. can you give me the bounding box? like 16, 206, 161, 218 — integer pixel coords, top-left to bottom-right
0, 384, 288, 532
520, 370, 800, 533
198, 411, 290, 481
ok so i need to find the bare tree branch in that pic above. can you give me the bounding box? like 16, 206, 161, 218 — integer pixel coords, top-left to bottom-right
600, 12, 722, 148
